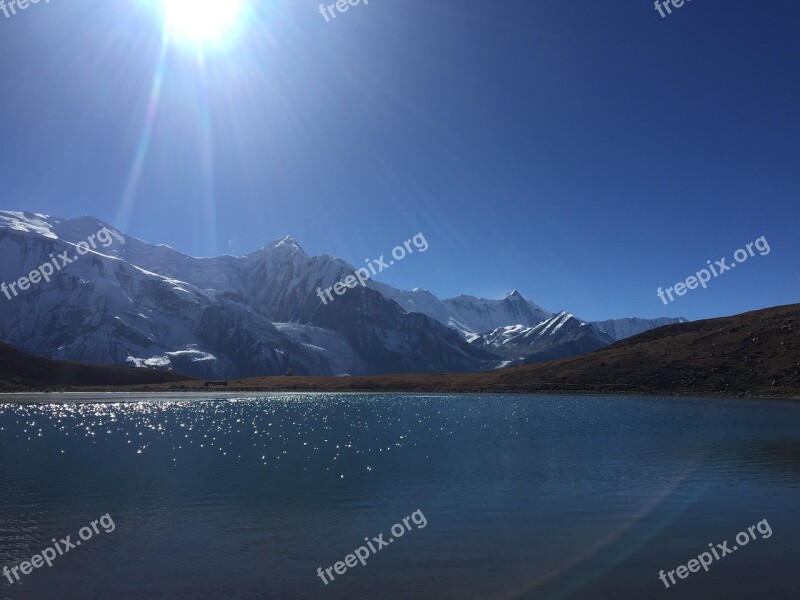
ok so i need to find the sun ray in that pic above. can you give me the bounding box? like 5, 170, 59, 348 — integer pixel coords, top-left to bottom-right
115, 38, 168, 231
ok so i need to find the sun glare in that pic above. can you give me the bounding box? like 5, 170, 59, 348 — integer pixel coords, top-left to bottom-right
161, 0, 244, 50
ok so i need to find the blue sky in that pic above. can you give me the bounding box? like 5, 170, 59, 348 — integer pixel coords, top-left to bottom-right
0, 0, 798, 321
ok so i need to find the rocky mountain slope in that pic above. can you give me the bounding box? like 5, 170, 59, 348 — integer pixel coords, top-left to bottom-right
0, 341, 188, 392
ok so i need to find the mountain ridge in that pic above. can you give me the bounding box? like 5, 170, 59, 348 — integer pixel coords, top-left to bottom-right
0, 211, 685, 378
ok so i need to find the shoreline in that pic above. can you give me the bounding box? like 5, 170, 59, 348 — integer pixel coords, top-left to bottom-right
2, 388, 799, 404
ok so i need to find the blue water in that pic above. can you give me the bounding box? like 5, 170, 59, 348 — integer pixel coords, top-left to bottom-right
1, 394, 799, 599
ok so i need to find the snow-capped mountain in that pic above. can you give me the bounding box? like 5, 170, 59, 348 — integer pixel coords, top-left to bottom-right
468, 312, 616, 366
0, 212, 496, 377
0, 215, 333, 378
375, 286, 552, 335
0, 211, 684, 378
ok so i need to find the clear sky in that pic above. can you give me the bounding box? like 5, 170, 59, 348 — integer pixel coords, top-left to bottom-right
0, 0, 797, 321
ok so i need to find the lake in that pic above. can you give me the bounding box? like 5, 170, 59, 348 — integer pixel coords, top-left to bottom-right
1, 393, 798, 599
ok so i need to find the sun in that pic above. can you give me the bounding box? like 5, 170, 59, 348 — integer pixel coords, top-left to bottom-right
160, 0, 245, 50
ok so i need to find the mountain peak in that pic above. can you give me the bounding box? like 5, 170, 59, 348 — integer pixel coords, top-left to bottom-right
504, 290, 524, 300
411, 288, 436, 297
272, 235, 306, 255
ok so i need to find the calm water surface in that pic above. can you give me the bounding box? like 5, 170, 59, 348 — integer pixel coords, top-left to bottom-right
1, 393, 798, 599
